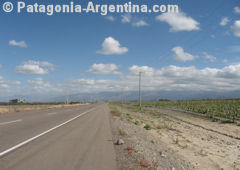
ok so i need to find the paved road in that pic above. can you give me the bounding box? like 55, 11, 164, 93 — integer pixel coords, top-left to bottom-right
0, 103, 116, 170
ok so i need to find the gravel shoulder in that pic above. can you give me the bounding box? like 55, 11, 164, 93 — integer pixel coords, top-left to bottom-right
109, 103, 240, 170
109, 104, 194, 170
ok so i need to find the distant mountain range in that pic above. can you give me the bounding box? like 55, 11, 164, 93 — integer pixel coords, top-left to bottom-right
2, 90, 240, 102
66, 90, 240, 102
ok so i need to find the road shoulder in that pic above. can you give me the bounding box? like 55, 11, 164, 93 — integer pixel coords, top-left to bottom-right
109, 103, 193, 170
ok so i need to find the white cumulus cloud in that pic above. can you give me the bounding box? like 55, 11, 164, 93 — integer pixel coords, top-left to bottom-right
121, 13, 148, 27
28, 78, 51, 89
156, 11, 200, 32
71, 64, 240, 93
88, 63, 120, 75
231, 20, 240, 37
121, 14, 131, 23
234, 6, 240, 14
0, 76, 20, 88
220, 17, 230, 26
15, 61, 54, 75
72, 79, 95, 85
97, 37, 128, 55
6, 63, 240, 97
172, 46, 197, 62
106, 15, 115, 21
9, 40, 27, 48
129, 65, 154, 76
132, 20, 148, 27
203, 52, 216, 62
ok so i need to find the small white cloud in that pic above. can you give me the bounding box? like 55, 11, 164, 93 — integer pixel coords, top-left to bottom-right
156, 11, 200, 32
121, 13, 131, 23
223, 59, 228, 63
203, 52, 216, 62
0, 76, 20, 88
28, 78, 47, 85
220, 17, 230, 26
132, 20, 148, 27
28, 78, 51, 89
97, 37, 128, 55
0, 84, 9, 88
106, 15, 115, 21
16, 65, 47, 75
234, 6, 240, 14
172, 46, 197, 62
72, 79, 95, 85
88, 63, 120, 75
9, 40, 27, 48
231, 20, 240, 37
15, 60, 54, 75
210, 34, 215, 38
129, 65, 154, 76
121, 13, 149, 27
39, 61, 54, 69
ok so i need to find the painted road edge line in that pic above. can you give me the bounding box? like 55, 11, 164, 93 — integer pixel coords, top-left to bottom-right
0, 108, 95, 157
0, 119, 22, 126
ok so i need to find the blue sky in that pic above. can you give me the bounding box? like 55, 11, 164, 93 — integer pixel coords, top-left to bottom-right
0, 0, 240, 101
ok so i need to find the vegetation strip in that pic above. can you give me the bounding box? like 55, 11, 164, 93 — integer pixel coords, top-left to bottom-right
141, 99, 240, 121
146, 105, 240, 122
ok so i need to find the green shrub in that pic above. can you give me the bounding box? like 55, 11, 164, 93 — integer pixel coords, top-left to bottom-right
135, 120, 140, 125
144, 124, 151, 130
221, 119, 234, 124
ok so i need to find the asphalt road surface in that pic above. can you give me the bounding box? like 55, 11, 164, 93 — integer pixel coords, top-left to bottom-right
0, 103, 116, 170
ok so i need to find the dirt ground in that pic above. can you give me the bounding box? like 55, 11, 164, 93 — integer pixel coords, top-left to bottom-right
109, 104, 240, 170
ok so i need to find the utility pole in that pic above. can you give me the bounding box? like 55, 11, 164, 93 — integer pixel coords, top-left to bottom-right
139, 72, 142, 110
121, 88, 124, 105
65, 90, 69, 105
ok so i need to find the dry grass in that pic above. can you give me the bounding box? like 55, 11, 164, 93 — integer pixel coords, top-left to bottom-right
109, 103, 122, 117
0, 103, 87, 114
118, 128, 128, 137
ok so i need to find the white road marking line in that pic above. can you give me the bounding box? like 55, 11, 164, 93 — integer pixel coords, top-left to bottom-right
0, 108, 95, 157
0, 119, 22, 126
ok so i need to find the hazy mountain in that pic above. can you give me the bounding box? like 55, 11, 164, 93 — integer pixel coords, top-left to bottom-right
2, 90, 240, 102
59, 90, 240, 102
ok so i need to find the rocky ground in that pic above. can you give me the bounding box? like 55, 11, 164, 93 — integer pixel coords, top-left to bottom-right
109, 103, 240, 170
